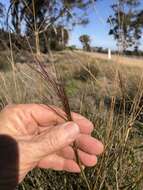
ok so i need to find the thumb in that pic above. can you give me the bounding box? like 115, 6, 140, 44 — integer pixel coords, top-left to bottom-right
31, 122, 80, 160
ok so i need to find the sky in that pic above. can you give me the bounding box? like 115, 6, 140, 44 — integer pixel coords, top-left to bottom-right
1, 0, 143, 50
69, 0, 117, 50
68, 0, 143, 50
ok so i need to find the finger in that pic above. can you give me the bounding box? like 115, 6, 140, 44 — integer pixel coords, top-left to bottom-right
76, 135, 104, 155
78, 150, 97, 166
38, 154, 81, 173
39, 117, 93, 135
58, 146, 97, 167
37, 105, 94, 134
15, 104, 65, 126
31, 122, 80, 160
72, 113, 94, 134
17, 104, 93, 134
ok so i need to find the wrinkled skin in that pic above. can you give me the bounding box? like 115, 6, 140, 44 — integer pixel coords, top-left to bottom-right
0, 104, 104, 183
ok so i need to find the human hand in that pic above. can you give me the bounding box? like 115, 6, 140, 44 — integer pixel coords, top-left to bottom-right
0, 104, 104, 185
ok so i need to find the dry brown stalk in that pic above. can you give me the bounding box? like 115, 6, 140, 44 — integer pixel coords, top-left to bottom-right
32, 56, 92, 190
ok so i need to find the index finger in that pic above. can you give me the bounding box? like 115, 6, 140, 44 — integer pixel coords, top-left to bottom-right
20, 104, 94, 134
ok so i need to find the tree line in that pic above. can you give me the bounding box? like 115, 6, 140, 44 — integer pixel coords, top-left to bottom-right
0, 0, 97, 54
79, 0, 143, 54
0, 0, 143, 54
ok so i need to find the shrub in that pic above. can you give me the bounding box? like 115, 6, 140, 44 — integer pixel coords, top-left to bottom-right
73, 64, 99, 81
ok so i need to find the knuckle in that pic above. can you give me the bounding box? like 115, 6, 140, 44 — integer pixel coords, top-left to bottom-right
48, 133, 58, 151
46, 128, 64, 153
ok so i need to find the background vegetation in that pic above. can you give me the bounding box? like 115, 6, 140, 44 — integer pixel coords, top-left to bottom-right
0, 0, 143, 189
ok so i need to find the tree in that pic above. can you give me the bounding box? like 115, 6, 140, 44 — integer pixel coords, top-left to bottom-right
79, 34, 91, 51
9, 0, 21, 34
0, 3, 4, 17
23, 0, 96, 54
20, 0, 97, 33
8, 0, 97, 54
0, 3, 5, 28
47, 26, 69, 50
108, 0, 142, 52
136, 10, 143, 27
39, 25, 69, 52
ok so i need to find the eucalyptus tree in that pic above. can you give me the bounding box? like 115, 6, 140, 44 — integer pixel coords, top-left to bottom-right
79, 34, 91, 51
0, 3, 5, 29
9, 0, 21, 34
9, 0, 97, 53
108, 0, 142, 52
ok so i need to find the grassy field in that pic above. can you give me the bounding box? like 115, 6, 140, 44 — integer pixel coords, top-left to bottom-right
80, 51, 143, 68
0, 50, 143, 190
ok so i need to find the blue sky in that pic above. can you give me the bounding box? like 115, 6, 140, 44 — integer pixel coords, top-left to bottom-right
69, 0, 143, 50
1, 0, 143, 50
69, 0, 117, 49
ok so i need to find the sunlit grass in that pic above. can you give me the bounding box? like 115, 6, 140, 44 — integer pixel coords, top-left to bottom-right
0, 50, 143, 189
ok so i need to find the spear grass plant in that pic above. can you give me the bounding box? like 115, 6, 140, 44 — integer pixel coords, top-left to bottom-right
31, 56, 93, 190
0, 49, 143, 189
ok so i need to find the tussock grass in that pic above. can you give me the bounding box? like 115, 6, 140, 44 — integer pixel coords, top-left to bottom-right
0, 50, 143, 189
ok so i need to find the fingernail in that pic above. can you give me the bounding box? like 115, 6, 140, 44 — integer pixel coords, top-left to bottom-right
64, 122, 80, 142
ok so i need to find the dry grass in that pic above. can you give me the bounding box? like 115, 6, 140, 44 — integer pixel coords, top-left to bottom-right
0, 50, 143, 189
77, 51, 143, 68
